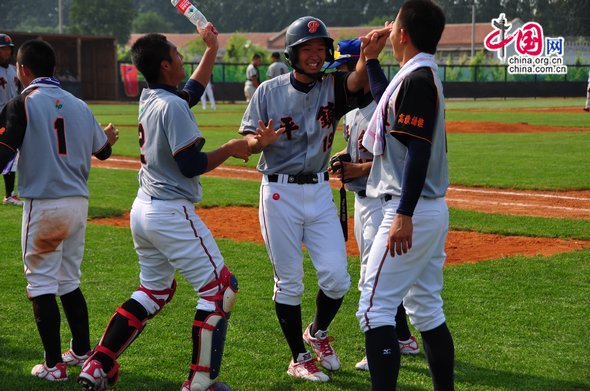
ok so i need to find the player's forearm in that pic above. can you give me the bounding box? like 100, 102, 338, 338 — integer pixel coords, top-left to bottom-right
204, 139, 249, 173
191, 46, 218, 88
245, 134, 264, 154
347, 53, 369, 93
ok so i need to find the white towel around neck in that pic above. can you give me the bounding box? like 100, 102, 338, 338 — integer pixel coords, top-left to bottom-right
362, 52, 438, 156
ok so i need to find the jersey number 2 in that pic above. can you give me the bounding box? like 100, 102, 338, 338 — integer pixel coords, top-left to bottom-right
54, 117, 67, 155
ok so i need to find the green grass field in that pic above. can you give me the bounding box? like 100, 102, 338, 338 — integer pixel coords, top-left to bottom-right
1, 97, 589, 390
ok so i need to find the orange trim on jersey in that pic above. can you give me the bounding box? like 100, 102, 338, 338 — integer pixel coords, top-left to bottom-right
389, 129, 432, 144
0, 141, 17, 153
173, 136, 205, 157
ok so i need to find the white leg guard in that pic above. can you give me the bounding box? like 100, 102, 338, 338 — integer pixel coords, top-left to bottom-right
190, 267, 238, 391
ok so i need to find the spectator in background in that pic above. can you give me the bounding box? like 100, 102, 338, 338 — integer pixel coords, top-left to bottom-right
266, 51, 289, 79
0, 33, 23, 206
244, 53, 261, 102
201, 76, 216, 110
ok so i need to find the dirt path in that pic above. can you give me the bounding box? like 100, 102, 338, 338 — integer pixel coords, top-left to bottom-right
91, 120, 590, 264
93, 157, 590, 220
91, 208, 590, 264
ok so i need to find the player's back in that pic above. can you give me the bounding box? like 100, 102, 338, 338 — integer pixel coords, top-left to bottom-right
18, 85, 106, 199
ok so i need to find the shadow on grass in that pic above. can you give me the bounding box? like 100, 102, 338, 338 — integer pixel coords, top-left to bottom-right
403, 358, 589, 390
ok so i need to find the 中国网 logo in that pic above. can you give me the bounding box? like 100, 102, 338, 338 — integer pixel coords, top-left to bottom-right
484, 13, 567, 75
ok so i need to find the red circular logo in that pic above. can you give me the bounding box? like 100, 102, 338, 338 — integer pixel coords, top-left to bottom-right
308, 20, 320, 33
272, 193, 280, 200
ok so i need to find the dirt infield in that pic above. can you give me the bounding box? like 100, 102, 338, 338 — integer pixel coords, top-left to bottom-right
91, 208, 590, 265
92, 113, 590, 265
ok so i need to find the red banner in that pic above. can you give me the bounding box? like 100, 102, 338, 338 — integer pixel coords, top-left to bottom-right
120, 64, 139, 97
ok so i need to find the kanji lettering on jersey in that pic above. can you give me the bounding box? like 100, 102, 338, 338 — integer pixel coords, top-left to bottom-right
316, 102, 335, 128
280, 116, 300, 140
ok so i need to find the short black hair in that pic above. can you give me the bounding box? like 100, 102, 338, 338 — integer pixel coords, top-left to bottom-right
131, 33, 173, 83
252, 53, 262, 60
17, 40, 55, 77
271, 51, 281, 59
398, 0, 445, 54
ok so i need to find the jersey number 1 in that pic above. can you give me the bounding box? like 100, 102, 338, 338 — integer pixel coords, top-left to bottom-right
54, 117, 67, 155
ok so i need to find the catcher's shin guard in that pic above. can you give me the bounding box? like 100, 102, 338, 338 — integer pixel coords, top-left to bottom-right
190, 267, 238, 390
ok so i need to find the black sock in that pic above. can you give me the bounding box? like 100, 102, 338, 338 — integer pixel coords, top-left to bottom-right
95, 299, 148, 372
311, 289, 343, 334
365, 326, 400, 391
60, 288, 90, 355
420, 322, 455, 391
4, 172, 15, 197
32, 294, 62, 367
275, 302, 306, 360
394, 304, 411, 341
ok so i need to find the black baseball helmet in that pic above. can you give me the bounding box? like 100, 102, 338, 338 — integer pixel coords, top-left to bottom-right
0, 33, 14, 47
284, 16, 334, 68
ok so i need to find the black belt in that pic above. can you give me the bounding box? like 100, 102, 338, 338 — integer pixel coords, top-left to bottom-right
357, 190, 367, 198
267, 172, 329, 184
384, 194, 393, 202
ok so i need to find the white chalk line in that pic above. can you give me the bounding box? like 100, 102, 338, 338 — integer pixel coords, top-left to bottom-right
96, 158, 590, 207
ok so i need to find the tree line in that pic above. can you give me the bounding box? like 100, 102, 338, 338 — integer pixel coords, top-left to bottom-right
1, 0, 588, 45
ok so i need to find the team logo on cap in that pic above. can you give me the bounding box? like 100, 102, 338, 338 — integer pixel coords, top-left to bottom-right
2, 36, 11, 44
307, 20, 319, 33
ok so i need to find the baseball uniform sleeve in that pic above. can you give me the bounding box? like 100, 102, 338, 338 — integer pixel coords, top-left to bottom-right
392, 68, 437, 143
164, 98, 202, 155
238, 87, 266, 135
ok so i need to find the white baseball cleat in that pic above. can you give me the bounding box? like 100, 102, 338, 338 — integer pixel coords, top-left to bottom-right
31, 362, 68, 381
3, 195, 23, 206
399, 336, 420, 355
303, 324, 341, 371
287, 352, 329, 382
78, 359, 118, 391
62, 340, 91, 367
355, 356, 369, 371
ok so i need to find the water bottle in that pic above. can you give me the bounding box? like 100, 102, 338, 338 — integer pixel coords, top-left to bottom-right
171, 0, 208, 29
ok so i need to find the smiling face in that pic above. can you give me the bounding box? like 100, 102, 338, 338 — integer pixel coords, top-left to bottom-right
294, 38, 326, 80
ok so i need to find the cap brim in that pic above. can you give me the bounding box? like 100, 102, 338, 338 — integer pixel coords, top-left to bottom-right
324, 58, 350, 70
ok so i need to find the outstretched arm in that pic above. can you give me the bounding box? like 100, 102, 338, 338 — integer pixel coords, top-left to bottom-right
246, 119, 285, 154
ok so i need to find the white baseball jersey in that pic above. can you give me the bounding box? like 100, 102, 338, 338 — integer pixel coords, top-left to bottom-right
138, 88, 204, 202
2, 78, 108, 199
357, 66, 450, 333
245, 63, 259, 88
342, 101, 376, 193
267, 61, 289, 79
0, 64, 18, 109
340, 101, 382, 291
239, 71, 370, 304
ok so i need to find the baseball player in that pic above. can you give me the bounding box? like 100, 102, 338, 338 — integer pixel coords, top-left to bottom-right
240, 16, 373, 382
266, 51, 289, 79
77, 24, 249, 391
326, 38, 420, 373
200, 77, 216, 110
0, 33, 23, 205
356, 1, 454, 389
0, 39, 118, 382
244, 53, 261, 102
